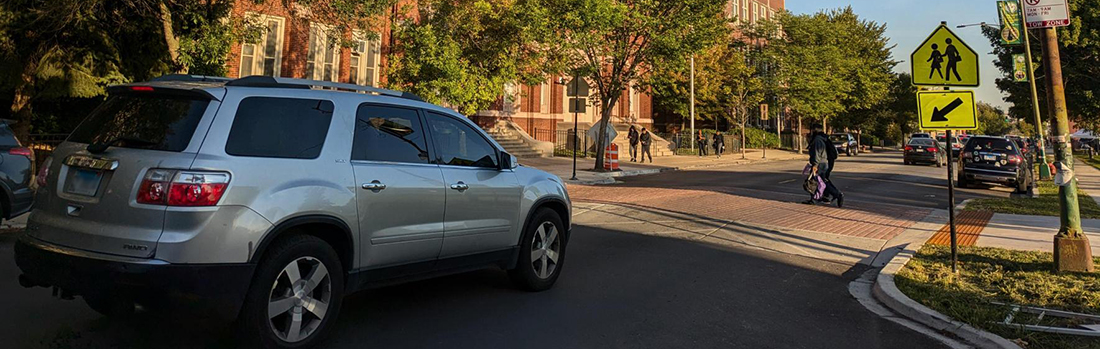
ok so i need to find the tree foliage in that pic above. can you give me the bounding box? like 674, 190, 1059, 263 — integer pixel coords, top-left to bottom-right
543, 0, 728, 170
387, 0, 553, 116
976, 102, 1013, 136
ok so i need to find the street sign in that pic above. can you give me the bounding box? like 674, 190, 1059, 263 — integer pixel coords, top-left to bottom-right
911, 25, 980, 87
1023, 0, 1071, 28
760, 104, 769, 120
998, 1, 1024, 45
917, 90, 978, 130
1013, 54, 1028, 82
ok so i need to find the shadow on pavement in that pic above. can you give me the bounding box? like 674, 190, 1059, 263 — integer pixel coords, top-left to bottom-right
4, 226, 945, 349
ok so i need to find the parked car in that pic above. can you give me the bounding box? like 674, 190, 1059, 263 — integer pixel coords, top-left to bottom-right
904, 138, 945, 167
829, 133, 859, 156
958, 136, 1033, 193
0, 120, 35, 222
935, 134, 963, 158
15, 75, 572, 349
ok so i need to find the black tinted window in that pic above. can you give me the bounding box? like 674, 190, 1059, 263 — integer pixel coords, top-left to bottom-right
425, 112, 498, 168
225, 97, 333, 159
965, 138, 1015, 153
69, 94, 210, 152
0, 123, 20, 147
352, 105, 430, 163
909, 139, 935, 146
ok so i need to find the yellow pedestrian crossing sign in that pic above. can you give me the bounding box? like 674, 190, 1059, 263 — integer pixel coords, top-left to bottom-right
911, 25, 980, 87
917, 91, 978, 130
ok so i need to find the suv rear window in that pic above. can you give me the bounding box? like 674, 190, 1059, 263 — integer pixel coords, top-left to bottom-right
225, 97, 334, 159
965, 138, 1015, 153
0, 122, 21, 147
68, 94, 210, 152
909, 139, 935, 146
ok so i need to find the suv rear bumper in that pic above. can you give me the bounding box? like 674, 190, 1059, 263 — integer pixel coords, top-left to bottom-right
14, 234, 254, 320
962, 168, 1019, 185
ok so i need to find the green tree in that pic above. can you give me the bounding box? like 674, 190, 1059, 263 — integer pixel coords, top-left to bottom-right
544, 0, 727, 170
975, 102, 1013, 136
766, 7, 895, 139
982, 0, 1100, 131
387, 0, 552, 116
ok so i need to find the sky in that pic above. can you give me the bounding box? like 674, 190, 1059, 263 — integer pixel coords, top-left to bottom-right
787, 0, 1011, 110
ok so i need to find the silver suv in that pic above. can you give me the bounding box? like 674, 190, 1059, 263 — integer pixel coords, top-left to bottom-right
15, 75, 571, 348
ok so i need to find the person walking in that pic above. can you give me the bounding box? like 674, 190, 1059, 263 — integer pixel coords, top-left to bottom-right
627, 125, 640, 162
805, 125, 843, 207
697, 130, 707, 157
713, 132, 724, 159
640, 127, 653, 163
944, 38, 962, 82
927, 44, 945, 80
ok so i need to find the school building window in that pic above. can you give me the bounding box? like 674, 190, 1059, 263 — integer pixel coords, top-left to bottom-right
350, 31, 381, 87
306, 23, 340, 82
240, 14, 285, 77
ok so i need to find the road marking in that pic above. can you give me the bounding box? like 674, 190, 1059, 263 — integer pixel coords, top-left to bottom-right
778, 179, 798, 184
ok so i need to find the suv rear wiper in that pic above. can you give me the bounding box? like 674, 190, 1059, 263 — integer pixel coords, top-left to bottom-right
86, 137, 159, 154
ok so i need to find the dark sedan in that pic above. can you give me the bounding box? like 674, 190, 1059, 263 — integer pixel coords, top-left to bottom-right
904, 138, 945, 167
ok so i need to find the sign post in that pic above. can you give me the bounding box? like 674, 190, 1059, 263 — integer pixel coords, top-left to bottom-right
912, 22, 982, 272
1023, 0, 1093, 272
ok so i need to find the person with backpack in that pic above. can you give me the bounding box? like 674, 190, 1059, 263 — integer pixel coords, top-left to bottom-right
627, 125, 640, 162
713, 132, 724, 159
640, 127, 653, 163
805, 125, 843, 207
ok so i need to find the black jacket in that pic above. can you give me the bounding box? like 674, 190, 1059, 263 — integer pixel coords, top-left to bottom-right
628, 129, 639, 145
809, 132, 829, 166
640, 132, 652, 147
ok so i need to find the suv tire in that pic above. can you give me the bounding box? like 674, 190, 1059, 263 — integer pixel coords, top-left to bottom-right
509, 208, 566, 292
240, 234, 344, 349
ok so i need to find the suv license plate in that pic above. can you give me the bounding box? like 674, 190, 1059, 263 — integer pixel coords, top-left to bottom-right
65, 169, 103, 197
983, 155, 998, 161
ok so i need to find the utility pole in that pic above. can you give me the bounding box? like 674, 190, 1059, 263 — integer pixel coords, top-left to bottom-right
690, 55, 696, 152
1041, 27, 1093, 272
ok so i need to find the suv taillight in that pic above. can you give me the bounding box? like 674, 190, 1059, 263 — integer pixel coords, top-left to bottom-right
9, 147, 32, 157
1008, 155, 1022, 165
36, 157, 52, 188
137, 169, 230, 206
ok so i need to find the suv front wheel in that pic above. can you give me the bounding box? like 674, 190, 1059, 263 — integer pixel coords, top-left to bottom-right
509, 208, 567, 291
241, 235, 344, 349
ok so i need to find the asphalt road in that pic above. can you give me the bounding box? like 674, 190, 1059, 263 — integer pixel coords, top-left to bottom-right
616, 150, 1023, 209
0, 150, 967, 349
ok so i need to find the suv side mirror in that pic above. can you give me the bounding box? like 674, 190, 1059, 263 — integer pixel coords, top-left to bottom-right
500, 152, 518, 170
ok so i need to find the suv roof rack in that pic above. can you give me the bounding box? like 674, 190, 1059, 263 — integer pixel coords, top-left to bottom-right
225, 76, 424, 102
151, 74, 234, 83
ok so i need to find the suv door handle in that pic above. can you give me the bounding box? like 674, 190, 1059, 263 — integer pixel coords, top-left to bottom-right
450, 182, 469, 192
361, 180, 387, 192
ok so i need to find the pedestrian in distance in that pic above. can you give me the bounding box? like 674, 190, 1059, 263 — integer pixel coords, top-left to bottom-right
713, 132, 724, 159
804, 125, 844, 207
628, 125, 640, 162
697, 130, 707, 157
640, 127, 653, 163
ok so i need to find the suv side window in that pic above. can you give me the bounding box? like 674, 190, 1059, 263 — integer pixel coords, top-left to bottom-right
424, 111, 498, 168
352, 104, 430, 163
225, 97, 334, 159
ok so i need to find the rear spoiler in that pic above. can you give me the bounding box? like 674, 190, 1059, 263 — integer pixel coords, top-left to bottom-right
106, 84, 220, 101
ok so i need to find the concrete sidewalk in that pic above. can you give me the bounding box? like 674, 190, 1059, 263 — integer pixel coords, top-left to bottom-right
520, 148, 805, 184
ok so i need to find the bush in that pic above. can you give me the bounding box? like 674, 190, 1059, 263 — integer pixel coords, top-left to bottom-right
860, 134, 879, 147
731, 127, 780, 148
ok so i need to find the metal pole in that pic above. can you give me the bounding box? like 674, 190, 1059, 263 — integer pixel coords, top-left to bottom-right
1017, 1, 1050, 180
690, 55, 696, 151
1042, 28, 1083, 236
947, 129, 958, 272
571, 75, 579, 181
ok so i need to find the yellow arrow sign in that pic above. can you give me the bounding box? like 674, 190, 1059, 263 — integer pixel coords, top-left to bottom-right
911, 25, 980, 87
917, 91, 978, 130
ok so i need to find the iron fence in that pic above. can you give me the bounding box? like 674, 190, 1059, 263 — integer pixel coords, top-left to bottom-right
660, 131, 743, 156
28, 133, 68, 160
550, 129, 594, 158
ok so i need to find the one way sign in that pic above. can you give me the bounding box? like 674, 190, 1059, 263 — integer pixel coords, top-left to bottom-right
917, 90, 978, 130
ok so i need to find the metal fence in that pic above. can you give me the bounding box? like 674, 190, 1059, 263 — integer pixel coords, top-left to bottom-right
549, 129, 595, 158
659, 131, 743, 156
28, 133, 68, 160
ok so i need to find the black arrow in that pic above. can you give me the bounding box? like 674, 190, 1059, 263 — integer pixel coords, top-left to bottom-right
932, 98, 963, 122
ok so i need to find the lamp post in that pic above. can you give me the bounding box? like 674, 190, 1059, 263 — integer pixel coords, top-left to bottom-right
958, 20, 1049, 179
690, 54, 696, 152
556, 74, 581, 180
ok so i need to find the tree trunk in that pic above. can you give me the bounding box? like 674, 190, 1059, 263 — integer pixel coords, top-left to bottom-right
160, 1, 185, 73
9, 55, 40, 141
797, 114, 803, 154
740, 108, 747, 159
593, 94, 621, 171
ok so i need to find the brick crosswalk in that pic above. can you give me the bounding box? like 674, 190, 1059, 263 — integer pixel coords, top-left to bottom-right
568, 184, 931, 241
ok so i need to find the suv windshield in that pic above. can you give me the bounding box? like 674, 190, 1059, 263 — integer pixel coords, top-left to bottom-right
965, 138, 1016, 153
829, 135, 848, 143
68, 94, 210, 152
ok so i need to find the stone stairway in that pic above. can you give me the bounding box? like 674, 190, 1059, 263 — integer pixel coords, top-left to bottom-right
486, 121, 553, 158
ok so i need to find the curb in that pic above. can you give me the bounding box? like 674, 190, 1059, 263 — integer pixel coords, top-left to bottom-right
872, 232, 1023, 349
